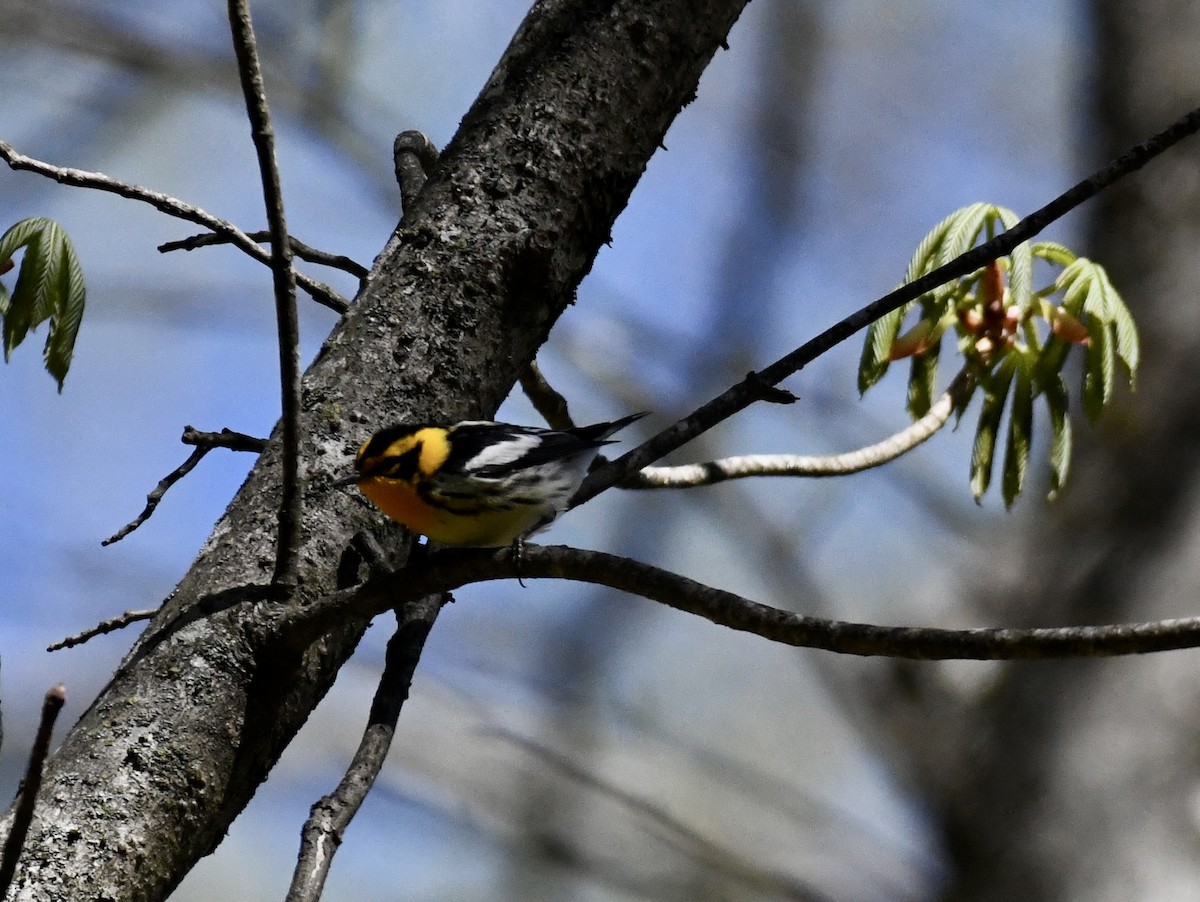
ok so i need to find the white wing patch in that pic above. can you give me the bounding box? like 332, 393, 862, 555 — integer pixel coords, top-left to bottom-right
464, 433, 543, 470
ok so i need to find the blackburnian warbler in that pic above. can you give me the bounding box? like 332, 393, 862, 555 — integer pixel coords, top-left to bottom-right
335, 413, 645, 546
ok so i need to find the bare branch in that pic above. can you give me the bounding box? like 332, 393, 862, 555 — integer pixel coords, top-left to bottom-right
226, 0, 302, 591
103, 426, 267, 547
159, 231, 369, 281
288, 544, 1200, 661
578, 104, 1200, 505
630, 369, 970, 487
0, 685, 66, 897
181, 425, 268, 453
519, 360, 575, 430
0, 139, 349, 313
102, 446, 210, 546
48, 609, 159, 652
286, 594, 444, 902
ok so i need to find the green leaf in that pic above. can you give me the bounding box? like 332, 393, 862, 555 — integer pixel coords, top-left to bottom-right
905, 219, 949, 284
0, 217, 52, 264
992, 205, 1021, 231
1032, 334, 1070, 391
5, 230, 45, 358
1081, 268, 1114, 321
28, 221, 68, 328
907, 340, 940, 417
1083, 323, 1113, 421
1043, 373, 1072, 500
970, 359, 1016, 501
858, 303, 908, 394
0, 217, 87, 388
1032, 241, 1077, 268
45, 236, 86, 390
1002, 360, 1033, 508
1056, 259, 1090, 315
1099, 267, 1140, 384
940, 203, 993, 265
1007, 246, 1033, 312
1053, 256, 1139, 398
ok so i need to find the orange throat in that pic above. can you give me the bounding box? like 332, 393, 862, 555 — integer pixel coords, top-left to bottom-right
359, 478, 442, 536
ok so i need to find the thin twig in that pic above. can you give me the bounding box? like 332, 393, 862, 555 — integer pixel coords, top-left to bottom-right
103, 426, 267, 547
0, 139, 348, 313
48, 609, 159, 652
159, 231, 369, 280
181, 425, 268, 453
226, 0, 303, 591
286, 544, 1200, 661
578, 104, 1200, 505
0, 685, 66, 897
285, 594, 444, 902
630, 369, 971, 487
102, 446, 210, 546
519, 360, 575, 430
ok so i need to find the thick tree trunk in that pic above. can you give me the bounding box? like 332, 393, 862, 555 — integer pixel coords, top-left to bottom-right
0, 2, 749, 898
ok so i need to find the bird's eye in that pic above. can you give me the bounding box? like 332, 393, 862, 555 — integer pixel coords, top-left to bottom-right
380, 443, 422, 481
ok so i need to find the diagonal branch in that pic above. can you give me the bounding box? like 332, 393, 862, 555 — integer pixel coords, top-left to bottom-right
285, 594, 444, 902
0, 139, 348, 312
0, 686, 65, 898
226, 0, 303, 590
520, 359, 575, 430
48, 609, 159, 652
103, 425, 267, 547
578, 104, 1200, 504
102, 446, 211, 546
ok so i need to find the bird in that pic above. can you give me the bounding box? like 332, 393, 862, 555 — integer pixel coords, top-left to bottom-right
334, 412, 645, 546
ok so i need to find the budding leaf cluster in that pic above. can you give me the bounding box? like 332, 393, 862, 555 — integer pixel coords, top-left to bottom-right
858, 203, 1139, 507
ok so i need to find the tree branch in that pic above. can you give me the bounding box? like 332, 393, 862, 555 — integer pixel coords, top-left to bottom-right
0, 139, 349, 313
0, 686, 65, 898
159, 231, 368, 281
578, 104, 1200, 504
392, 130, 440, 216
289, 544, 1200, 661
180, 425, 268, 453
630, 369, 971, 487
48, 610, 159, 652
101, 446, 211, 546
226, 0, 303, 590
520, 360, 576, 430
285, 594, 444, 902
102, 426, 268, 547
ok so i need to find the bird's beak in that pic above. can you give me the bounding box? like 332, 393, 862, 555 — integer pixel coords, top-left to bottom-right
331, 471, 362, 488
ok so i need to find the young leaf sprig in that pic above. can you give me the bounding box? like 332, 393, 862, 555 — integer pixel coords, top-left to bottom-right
858, 203, 1139, 507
